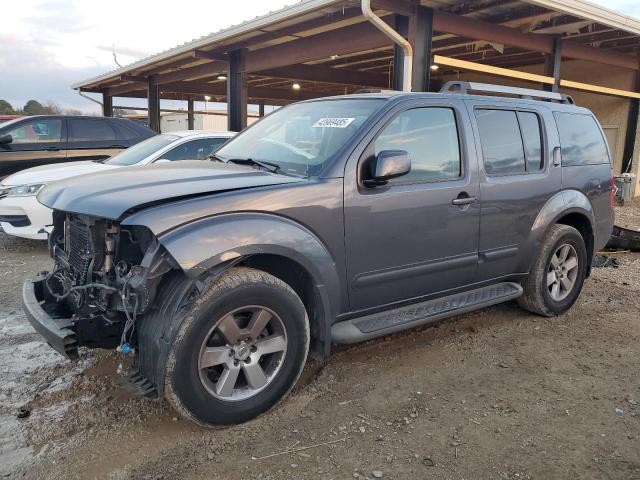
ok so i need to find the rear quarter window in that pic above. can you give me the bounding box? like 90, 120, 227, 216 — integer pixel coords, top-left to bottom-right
553, 112, 610, 166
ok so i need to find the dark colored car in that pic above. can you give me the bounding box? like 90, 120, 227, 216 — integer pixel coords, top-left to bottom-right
0, 115, 155, 179
22, 82, 614, 426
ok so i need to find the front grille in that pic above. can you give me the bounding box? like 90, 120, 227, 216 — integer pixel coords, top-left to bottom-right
64, 218, 94, 284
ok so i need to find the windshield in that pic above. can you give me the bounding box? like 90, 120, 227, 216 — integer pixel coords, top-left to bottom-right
104, 134, 177, 166
215, 98, 385, 176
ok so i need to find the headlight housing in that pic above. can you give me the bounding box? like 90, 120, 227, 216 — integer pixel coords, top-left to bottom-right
7, 184, 45, 197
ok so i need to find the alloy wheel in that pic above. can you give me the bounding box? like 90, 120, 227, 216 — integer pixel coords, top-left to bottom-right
547, 244, 579, 301
198, 306, 287, 401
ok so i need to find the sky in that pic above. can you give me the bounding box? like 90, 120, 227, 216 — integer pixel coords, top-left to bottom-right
1, 0, 639, 114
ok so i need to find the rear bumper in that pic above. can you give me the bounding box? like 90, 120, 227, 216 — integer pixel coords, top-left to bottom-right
22, 274, 78, 360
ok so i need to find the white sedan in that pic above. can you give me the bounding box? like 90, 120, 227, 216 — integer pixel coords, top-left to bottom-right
0, 130, 235, 240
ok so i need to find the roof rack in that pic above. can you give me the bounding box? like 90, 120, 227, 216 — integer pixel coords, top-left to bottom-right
440, 81, 575, 105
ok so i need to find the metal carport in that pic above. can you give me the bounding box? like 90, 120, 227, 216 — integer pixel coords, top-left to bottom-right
72, 0, 640, 194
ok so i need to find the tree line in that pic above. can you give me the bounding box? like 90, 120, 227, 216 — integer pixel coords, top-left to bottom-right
0, 99, 84, 116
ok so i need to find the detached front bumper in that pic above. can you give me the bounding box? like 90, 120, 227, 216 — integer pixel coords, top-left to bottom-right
22, 274, 78, 360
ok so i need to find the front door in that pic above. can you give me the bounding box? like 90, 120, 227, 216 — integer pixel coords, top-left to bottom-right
344, 101, 481, 312
0, 117, 67, 178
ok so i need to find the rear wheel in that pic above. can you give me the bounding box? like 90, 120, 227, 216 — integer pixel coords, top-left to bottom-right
518, 224, 588, 317
165, 267, 309, 426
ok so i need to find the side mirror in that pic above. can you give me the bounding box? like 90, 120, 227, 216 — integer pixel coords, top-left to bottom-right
0, 134, 12, 145
364, 150, 411, 187
154, 158, 171, 163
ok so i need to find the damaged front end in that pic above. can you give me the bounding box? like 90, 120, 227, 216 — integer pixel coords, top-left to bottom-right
22, 210, 174, 360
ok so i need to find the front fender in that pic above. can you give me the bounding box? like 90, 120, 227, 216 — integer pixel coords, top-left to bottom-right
517, 190, 595, 273
157, 212, 342, 320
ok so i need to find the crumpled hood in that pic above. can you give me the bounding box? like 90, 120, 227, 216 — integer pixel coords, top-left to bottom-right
2, 161, 119, 186
37, 161, 305, 220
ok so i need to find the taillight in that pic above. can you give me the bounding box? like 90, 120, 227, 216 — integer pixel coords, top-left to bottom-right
610, 170, 615, 208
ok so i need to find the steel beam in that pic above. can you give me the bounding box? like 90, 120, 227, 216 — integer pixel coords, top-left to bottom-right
147, 77, 160, 133
409, 6, 434, 92
432, 10, 639, 70
543, 38, 563, 92
622, 68, 640, 174
106, 81, 147, 97
228, 49, 248, 132
158, 81, 320, 102
255, 64, 388, 88
154, 60, 228, 85
245, 20, 391, 73
393, 14, 409, 91
102, 92, 113, 117
187, 97, 194, 130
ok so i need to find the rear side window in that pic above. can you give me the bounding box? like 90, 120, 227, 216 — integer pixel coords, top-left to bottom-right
69, 119, 117, 142
374, 107, 461, 183
518, 112, 543, 171
475, 109, 543, 175
553, 112, 609, 166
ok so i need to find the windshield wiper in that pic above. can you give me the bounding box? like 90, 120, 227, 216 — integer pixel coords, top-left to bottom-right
224, 157, 282, 174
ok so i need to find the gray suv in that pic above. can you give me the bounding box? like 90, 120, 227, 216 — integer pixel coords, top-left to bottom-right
22, 82, 614, 426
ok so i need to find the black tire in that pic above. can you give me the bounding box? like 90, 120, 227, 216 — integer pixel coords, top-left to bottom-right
165, 267, 309, 426
518, 224, 588, 317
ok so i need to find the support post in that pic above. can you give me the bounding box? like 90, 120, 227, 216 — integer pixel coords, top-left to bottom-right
408, 6, 434, 92
147, 76, 160, 133
392, 14, 409, 91
621, 68, 640, 175
259, 103, 265, 117
543, 38, 562, 92
102, 92, 113, 117
187, 97, 195, 130
227, 48, 248, 132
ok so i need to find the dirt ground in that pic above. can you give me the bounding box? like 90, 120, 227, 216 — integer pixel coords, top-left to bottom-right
1, 207, 639, 479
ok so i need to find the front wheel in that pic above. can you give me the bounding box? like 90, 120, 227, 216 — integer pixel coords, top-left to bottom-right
518, 224, 588, 317
165, 267, 309, 426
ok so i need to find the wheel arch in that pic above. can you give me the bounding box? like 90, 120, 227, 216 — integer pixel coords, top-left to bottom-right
156, 212, 341, 358
519, 190, 595, 275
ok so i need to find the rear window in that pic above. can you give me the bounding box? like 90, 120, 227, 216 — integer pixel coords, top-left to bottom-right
475, 109, 543, 175
553, 112, 610, 166
111, 120, 141, 140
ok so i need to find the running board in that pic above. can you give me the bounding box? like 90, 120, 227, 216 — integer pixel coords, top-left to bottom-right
332, 282, 523, 344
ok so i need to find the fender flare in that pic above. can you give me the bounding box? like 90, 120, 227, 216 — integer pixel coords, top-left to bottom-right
156, 212, 341, 354
517, 189, 595, 273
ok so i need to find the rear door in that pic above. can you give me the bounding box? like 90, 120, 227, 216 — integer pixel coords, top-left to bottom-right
66, 118, 124, 162
0, 117, 67, 178
344, 99, 481, 312
467, 101, 562, 281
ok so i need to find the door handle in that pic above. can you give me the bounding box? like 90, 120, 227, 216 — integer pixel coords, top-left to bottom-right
45, 147, 61, 151
552, 146, 561, 166
110, 144, 126, 149
452, 194, 477, 206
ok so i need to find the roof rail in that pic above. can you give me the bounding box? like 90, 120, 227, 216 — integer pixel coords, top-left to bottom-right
440, 81, 575, 105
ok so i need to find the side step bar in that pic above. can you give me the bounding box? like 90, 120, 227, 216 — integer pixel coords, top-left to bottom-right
332, 282, 523, 344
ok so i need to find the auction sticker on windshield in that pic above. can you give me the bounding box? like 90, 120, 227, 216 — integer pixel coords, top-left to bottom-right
312, 117, 355, 128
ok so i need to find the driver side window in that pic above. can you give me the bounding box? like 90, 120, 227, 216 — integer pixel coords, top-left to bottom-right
374, 107, 461, 184
7, 119, 63, 144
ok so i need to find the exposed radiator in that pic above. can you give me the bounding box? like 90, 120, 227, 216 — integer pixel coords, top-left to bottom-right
64, 217, 94, 284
